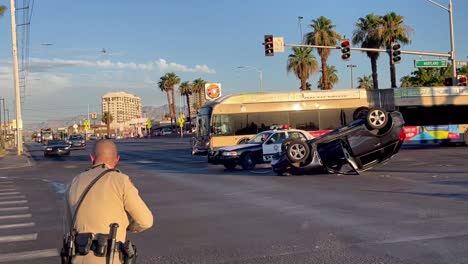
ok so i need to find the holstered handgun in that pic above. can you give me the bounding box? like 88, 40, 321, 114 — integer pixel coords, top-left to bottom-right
60, 231, 76, 264
122, 240, 137, 264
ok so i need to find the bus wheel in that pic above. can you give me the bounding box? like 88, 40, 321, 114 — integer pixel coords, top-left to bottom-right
366, 107, 388, 130
224, 162, 237, 170
353, 107, 369, 120
241, 152, 256, 170
286, 140, 310, 163
464, 130, 468, 146
237, 138, 250, 144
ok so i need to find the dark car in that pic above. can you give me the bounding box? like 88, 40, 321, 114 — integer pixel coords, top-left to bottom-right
271, 108, 406, 176
208, 128, 314, 170
44, 140, 71, 157
68, 134, 86, 149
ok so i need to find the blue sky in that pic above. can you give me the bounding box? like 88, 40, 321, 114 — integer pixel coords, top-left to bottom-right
0, 0, 467, 124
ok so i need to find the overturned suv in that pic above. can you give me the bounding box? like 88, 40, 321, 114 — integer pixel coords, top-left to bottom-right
271, 107, 406, 176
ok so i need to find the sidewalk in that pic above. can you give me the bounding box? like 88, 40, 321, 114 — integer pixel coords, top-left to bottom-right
0, 147, 33, 170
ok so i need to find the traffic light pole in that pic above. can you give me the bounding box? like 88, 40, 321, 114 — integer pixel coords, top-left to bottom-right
285, 43, 451, 58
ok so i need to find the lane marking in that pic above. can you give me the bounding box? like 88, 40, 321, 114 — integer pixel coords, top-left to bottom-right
0, 181, 14, 185
0, 214, 32, 220
0, 189, 16, 192
0, 222, 35, 229
0, 233, 37, 243
0, 200, 27, 205
0, 192, 20, 196
0, 196, 26, 200
0, 207, 29, 212
0, 248, 58, 262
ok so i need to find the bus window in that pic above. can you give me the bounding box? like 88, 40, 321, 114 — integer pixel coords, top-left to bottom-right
289, 110, 319, 130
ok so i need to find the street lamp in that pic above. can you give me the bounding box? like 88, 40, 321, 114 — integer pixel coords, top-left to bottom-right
237, 66, 263, 92
298, 16, 304, 42
346, 64, 357, 88
425, 0, 457, 84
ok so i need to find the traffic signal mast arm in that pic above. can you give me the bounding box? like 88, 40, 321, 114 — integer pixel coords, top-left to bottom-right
284, 43, 451, 58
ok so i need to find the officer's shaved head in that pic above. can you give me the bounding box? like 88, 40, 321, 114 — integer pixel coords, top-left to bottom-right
91, 140, 119, 167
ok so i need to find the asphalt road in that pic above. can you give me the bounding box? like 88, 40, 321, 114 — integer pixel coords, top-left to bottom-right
1, 138, 468, 264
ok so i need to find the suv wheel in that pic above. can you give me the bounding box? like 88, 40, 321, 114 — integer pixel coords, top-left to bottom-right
286, 140, 310, 163
366, 107, 388, 130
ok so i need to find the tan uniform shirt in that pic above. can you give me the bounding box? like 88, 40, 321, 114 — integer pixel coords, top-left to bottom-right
65, 164, 153, 264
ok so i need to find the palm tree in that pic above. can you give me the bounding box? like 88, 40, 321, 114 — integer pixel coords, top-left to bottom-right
299, 82, 312, 91
157, 76, 174, 125
0, 6, 6, 18
101, 112, 113, 125
352, 14, 382, 89
286, 47, 318, 91
179, 81, 192, 119
399, 75, 414, 87
158, 72, 181, 125
192, 78, 206, 107
317, 65, 339, 89
304, 16, 341, 90
357, 74, 374, 89
380, 12, 413, 88
164, 72, 181, 121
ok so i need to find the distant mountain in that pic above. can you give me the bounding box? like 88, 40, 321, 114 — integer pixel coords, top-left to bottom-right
24, 104, 182, 131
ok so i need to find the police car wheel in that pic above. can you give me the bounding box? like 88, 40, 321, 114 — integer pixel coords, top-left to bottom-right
241, 152, 256, 170
224, 162, 237, 170
286, 140, 310, 163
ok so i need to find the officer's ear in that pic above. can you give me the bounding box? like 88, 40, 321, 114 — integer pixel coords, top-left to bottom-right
114, 155, 120, 165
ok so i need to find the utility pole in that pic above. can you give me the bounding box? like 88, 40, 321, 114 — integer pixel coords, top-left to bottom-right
298, 16, 303, 42
10, 0, 23, 155
0, 98, 3, 137
347, 64, 357, 88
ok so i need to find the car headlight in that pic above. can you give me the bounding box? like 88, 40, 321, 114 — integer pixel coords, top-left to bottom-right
46, 147, 52, 151
65, 146, 70, 150
222, 151, 238, 156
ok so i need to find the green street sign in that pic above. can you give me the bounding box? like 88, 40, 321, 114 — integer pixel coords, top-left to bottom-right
414, 60, 448, 68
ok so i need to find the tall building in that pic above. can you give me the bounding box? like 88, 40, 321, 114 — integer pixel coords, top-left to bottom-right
102, 92, 142, 127
188, 92, 208, 117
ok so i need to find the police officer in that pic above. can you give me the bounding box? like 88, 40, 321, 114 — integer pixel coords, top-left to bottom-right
64, 140, 153, 263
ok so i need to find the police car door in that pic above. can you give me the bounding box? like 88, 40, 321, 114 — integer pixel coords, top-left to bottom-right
262, 132, 286, 162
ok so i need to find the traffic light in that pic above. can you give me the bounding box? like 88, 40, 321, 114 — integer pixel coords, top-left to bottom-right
340, 39, 351, 61
264, 35, 274, 56
458, 75, 467, 86
444, 77, 453, 86
391, 42, 401, 64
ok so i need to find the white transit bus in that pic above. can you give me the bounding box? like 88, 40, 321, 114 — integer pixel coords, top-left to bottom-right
191, 89, 392, 155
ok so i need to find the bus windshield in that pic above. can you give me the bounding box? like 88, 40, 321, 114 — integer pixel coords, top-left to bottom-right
248, 131, 273, 144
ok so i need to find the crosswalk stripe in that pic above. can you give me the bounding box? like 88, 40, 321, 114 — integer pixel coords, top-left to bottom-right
0, 192, 20, 196
0, 248, 58, 262
0, 196, 26, 200
0, 200, 27, 205
0, 189, 16, 192
0, 222, 35, 229
0, 181, 14, 185
0, 207, 29, 212
0, 233, 37, 243
0, 214, 32, 220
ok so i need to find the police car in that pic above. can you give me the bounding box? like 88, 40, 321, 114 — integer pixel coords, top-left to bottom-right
207, 125, 314, 170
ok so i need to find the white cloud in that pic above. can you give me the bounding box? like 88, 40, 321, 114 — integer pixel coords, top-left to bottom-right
27, 58, 216, 74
